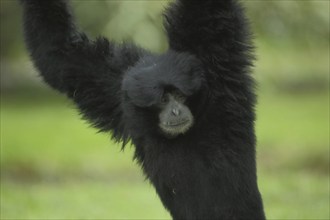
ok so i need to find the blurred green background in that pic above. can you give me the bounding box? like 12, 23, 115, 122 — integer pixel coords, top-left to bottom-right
0, 0, 329, 219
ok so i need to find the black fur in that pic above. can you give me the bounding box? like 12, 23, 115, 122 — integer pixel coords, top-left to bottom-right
20, 0, 265, 219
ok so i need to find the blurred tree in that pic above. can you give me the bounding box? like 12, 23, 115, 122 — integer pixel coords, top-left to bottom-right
72, 1, 115, 37
2, 0, 329, 59
246, 1, 329, 47
0, 0, 24, 59
0, 0, 329, 90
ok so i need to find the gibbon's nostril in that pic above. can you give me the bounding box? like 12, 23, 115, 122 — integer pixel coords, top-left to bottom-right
171, 108, 180, 116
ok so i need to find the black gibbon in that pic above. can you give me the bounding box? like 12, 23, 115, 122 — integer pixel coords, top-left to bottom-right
20, 0, 265, 219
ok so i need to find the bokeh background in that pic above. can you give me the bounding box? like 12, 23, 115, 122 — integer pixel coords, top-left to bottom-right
1, 0, 329, 219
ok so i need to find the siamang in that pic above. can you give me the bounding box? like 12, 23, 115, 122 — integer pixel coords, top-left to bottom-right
20, 0, 265, 219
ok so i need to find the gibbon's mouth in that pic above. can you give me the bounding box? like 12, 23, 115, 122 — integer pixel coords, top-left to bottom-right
159, 119, 193, 137
163, 120, 190, 127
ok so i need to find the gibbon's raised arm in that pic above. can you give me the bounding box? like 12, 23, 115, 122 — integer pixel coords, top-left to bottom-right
20, 0, 145, 141
165, 0, 254, 93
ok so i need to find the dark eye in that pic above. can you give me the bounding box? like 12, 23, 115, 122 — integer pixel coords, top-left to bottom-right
174, 91, 186, 102
161, 94, 169, 104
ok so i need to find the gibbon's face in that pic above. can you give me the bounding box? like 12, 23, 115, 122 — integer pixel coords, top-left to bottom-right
157, 89, 193, 138
122, 50, 204, 138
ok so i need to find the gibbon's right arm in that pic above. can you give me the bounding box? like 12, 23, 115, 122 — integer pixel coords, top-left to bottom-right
20, 0, 146, 141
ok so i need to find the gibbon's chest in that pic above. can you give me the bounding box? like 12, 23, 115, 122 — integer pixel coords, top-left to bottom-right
141, 138, 209, 177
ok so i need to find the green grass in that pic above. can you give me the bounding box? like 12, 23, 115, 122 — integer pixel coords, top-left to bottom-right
1, 181, 170, 219
255, 91, 329, 219
1, 89, 329, 219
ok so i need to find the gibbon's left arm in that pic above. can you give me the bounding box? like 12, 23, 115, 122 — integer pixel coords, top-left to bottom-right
20, 0, 146, 141
164, 0, 255, 100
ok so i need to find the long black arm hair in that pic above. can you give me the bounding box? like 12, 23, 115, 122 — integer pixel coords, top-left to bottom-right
165, 0, 255, 100
20, 0, 146, 141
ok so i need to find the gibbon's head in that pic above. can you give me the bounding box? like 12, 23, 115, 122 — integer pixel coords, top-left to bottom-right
122, 50, 205, 138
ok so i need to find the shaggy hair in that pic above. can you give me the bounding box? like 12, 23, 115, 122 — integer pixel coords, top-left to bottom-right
20, 0, 265, 219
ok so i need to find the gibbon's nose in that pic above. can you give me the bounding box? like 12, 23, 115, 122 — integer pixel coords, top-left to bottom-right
171, 108, 180, 116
